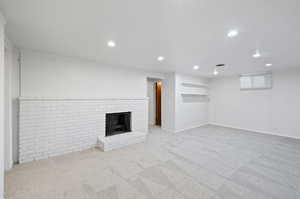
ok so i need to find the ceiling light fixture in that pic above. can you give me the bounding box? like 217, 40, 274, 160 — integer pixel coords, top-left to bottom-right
265, 63, 272, 67
157, 56, 165, 62
253, 50, 261, 58
107, 40, 116, 47
227, 29, 239, 38
193, 65, 199, 70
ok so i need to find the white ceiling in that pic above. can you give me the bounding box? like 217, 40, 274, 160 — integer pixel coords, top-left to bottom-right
1, 0, 300, 77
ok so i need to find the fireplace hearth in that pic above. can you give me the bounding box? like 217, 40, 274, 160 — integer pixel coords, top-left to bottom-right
105, 112, 131, 137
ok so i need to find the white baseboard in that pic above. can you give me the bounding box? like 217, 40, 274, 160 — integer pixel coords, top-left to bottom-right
209, 123, 300, 140
175, 123, 209, 133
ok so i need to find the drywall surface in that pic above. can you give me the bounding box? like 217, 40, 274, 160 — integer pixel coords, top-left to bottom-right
175, 74, 209, 132
161, 73, 176, 132
20, 50, 149, 98
147, 80, 156, 125
4, 39, 19, 169
209, 69, 300, 139
161, 73, 209, 133
0, 11, 5, 199
10, 45, 19, 164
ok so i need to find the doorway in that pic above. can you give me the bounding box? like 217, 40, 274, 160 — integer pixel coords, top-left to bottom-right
155, 82, 162, 126
147, 78, 162, 128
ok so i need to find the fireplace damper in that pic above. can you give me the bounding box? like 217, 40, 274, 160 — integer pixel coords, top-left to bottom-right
105, 112, 131, 136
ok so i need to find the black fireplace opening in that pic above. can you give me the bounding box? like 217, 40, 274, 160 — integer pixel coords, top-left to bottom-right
105, 112, 131, 137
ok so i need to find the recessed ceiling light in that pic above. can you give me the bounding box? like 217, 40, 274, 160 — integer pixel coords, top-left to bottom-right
227, 29, 239, 38
253, 50, 261, 58
265, 63, 272, 67
213, 68, 219, 76
107, 40, 116, 47
157, 56, 165, 62
193, 65, 199, 70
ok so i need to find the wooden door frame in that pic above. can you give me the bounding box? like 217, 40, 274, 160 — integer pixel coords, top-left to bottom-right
155, 82, 162, 126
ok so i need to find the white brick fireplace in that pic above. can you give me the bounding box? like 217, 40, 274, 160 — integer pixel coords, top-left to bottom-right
19, 97, 148, 163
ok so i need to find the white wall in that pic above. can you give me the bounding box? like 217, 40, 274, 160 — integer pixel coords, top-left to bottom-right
162, 73, 176, 132
4, 40, 12, 170
175, 74, 209, 132
10, 46, 19, 165
209, 69, 300, 139
4, 39, 19, 169
147, 79, 156, 126
0, 11, 6, 199
162, 73, 210, 133
21, 50, 149, 98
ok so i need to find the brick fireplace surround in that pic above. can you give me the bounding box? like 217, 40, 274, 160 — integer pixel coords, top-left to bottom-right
19, 97, 148, 163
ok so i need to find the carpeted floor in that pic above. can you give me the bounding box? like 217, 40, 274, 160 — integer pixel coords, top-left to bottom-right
5, 125, 300, 199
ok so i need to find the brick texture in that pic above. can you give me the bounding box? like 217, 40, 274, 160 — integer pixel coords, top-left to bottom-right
19, 99, 148, 163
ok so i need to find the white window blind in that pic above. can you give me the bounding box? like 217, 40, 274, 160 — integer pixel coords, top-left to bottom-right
240, 73, 272, 90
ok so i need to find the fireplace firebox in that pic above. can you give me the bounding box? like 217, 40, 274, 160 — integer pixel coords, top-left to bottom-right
105, 112, 131, 137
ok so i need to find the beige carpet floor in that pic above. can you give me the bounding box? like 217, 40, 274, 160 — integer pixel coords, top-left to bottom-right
5, 125, 300, 199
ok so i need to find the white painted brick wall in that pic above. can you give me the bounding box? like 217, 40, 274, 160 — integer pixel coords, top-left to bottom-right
19, 98, 148, 163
